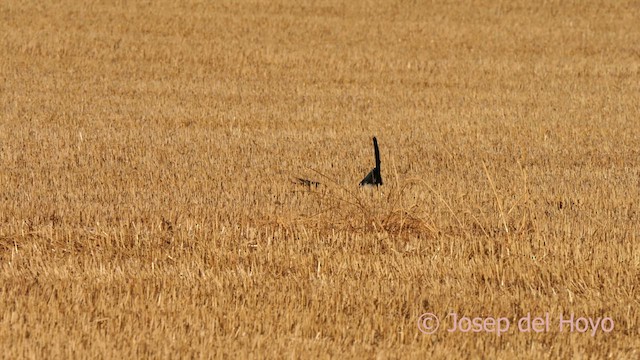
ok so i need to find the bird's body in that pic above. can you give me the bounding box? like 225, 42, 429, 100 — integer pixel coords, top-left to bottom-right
360, 137, 382, 186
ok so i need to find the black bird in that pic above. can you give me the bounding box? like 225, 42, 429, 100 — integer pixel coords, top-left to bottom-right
359, 137, 383, 186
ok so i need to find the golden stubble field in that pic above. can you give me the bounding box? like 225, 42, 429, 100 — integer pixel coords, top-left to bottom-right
1, 0, 639, 358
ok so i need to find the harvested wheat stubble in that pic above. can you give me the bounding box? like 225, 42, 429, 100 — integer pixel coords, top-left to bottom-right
0, 0, 639, 358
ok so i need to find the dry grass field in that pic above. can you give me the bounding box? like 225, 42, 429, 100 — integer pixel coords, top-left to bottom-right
1, 0, 639, 358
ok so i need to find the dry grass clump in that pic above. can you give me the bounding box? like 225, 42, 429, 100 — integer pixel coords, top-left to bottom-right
1, 0, 639, 358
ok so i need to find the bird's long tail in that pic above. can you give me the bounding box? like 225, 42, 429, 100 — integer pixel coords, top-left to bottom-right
373, 137, 380, 169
